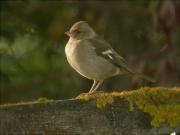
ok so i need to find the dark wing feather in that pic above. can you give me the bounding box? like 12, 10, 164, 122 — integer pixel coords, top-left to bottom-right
87, 36, 155, 82
87, 36, 135, 74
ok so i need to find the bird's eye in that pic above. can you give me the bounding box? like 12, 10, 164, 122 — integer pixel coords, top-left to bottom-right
73, 30, 81, 34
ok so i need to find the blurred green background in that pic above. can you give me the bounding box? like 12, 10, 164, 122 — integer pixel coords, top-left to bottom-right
0, 0, 180, 104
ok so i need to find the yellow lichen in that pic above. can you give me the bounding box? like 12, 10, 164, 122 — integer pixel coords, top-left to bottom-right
77, 92, 114, 108
76, 87, 180, 128
123, 87, 180, 128
96, 93, 114, 109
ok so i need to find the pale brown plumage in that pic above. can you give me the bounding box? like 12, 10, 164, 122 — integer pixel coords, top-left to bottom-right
65, 21, 155, 93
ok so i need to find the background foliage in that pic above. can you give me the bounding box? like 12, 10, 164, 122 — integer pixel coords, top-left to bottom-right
0, 0, 180, 104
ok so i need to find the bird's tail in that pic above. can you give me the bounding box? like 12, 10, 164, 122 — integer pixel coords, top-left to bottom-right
116, 60, 156, 83
134, 73, 156, 83
124, 66, 156, 83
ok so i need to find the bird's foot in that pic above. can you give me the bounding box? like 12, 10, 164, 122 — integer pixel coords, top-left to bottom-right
76, 91, 104, 99
89, 90, 104, 94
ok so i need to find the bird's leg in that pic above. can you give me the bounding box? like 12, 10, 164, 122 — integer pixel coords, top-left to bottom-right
89, 80, 103, 93
77, 80, 98, 98
89, 80, 99, 93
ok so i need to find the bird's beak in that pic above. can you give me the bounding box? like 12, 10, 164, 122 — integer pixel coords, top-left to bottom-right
65, 31, 76, 38
65, 31, 71, 37
65, 31, 69, 36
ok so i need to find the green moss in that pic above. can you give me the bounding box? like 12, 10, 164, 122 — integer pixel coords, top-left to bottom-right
76, 87, 180, 128
36, 97, 51, 103
0, 97, 53, 107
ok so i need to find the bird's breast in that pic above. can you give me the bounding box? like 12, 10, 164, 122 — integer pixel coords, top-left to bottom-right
65, 39, 120, 80
65, 39, 95, 73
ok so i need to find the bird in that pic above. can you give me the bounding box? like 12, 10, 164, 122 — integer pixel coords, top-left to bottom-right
65, 21, 154, 93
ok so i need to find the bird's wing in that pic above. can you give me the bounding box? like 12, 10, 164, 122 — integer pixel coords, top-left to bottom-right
87, 36, 155, 82
87, 36, 135, 74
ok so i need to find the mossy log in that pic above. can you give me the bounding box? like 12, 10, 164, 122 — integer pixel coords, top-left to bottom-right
0, 87, 180, 135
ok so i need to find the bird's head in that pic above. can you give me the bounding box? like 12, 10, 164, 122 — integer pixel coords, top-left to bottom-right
65, 21, 96, 40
